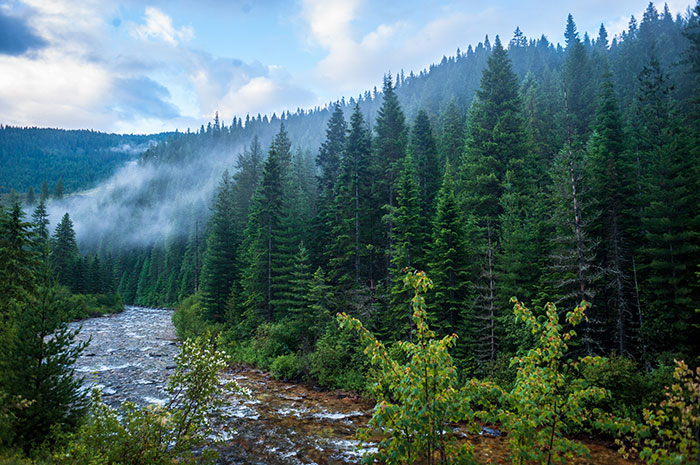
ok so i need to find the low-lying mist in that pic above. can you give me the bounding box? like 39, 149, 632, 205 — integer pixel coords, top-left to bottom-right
47, 142, 244, 251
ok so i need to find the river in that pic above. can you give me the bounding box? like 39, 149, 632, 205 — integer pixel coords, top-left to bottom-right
71, 306, 637, 465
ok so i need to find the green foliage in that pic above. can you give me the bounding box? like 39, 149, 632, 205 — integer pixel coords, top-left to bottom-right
339, 271, 477, 465
308, 326, 368, 392
55, 335, 240, 465
172, 294, 216, 341
4, 260, 88, 450
613, 360, 699, 465
477, 299, 609, 465
579, 354, 673, 421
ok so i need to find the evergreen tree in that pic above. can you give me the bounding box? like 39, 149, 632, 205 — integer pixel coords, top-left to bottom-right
459, 35, 531, 368
373, 74, 408, 283
26, 186, 35, 206
200, 171, 238, 321
53, 177, 64, 199
410, 109, 440, 216
314, 104, 347, 267
328, 104, 372, 290
586, 66, 636, 354
232, 135, 264, 231
50, 213, 79, 290
438, 100, 464, 169
40, 180, 49, 201
427, 163, 471, 337
240, 124, 292, 324
386, 152, 425, 339
562, 14, 595, 144
31, 199, 50, 261
5, 257, 88, 449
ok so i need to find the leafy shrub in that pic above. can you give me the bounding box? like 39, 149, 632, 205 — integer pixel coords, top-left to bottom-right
55, 335, 240, 465
339, 271, 477, 465
172, 294, 220, 340
308, 326, 367, 392
614, 360, 699, 465
270, 353, 307, 380
475, 300, 609, 465
580, 354, 674, 422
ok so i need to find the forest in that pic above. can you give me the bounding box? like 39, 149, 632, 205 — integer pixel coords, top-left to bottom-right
1, 2, 699, 464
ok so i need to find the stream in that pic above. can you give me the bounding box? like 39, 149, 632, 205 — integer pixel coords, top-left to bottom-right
71, 306, 637, 465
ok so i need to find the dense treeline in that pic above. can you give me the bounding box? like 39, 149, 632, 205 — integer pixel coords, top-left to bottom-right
0, 198, 125, 456
1, 3, 699, 463
0, 126, 171, 195
114, 3, 700, 382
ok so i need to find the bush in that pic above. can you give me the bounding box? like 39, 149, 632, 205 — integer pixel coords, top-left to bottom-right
172, 294, 219, 340
339, 271, 477, 465
55, 335, 241, 465
475, 300, 609, 465
580, 354, 674, 422
270, 353, 307, 380
309, 326, 368, 392
613, 360, 699, 465
64, 292, 123, 320
230, 320, 299, 370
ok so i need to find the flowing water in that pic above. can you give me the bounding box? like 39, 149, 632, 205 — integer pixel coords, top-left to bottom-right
72, 306, 638, 465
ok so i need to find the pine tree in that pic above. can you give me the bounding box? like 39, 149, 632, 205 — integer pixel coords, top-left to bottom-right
26, 186, 35, 206
40, 180, 49, 201
314, 104, 347, 268
586, 66, 636, 354
5, 256, 88, 449
200, 171, 238, 321
562, 14, 595, 144
31, 199, 50, 261
232, 135, 264, 231
0, 203, 38, 314
328, 104, 372, 290
410, 109, 440, 217
50, 213, 79, 290
459, 35, 531, 369
427, 163, 471, 337
386, 152, 425, 339
438, 100, 464, 169
373, 74, 408, 283
240, 124, 292, 325
53, 177, 65, 200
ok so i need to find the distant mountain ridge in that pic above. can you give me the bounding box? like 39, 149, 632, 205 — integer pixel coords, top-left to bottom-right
0, 126, 173, 195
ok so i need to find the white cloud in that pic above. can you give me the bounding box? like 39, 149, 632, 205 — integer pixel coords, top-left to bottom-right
131, 7, 194, 46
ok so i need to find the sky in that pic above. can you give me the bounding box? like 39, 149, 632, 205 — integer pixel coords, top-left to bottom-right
0, 0, 695, 134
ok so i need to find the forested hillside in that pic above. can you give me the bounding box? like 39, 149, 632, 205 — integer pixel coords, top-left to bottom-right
38, 4, 700, 382
0, 126, 170, 196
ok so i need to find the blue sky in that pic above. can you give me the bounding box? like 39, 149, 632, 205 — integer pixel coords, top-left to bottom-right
0, 0, 694, 134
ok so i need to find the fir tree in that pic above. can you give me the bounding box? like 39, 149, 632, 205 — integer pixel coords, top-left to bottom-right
40, 180, 49, 201
373, 74, 408, 282
586, 66, 636, 354
26, 186, 35, 206
53, 177, 64, 199
427, 163, 471, 337
328, 104, 372, 290
314, 104, 347, 268
410, 109, 440, 217
5, 256, 88, 449
240, 124, 292, 324
438, 100, 464, 169
50, 213, 79, 290
386, 152, 425, 339
200, 171, 238, 321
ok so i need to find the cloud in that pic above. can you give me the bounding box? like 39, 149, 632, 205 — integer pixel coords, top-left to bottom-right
0, 9, 48, 55
131, 7, 194, 45
110, 76, 181, 120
